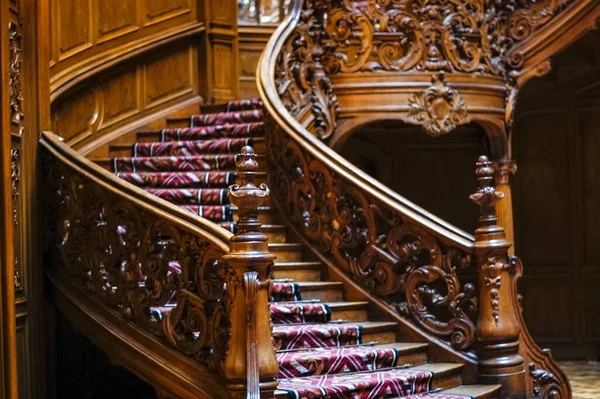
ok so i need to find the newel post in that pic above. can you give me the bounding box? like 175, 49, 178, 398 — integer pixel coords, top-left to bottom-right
470, 156, 526, 399
222, 146, 279, 398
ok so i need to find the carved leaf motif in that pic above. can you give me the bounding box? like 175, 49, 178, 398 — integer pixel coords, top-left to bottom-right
408, 72, 468, 137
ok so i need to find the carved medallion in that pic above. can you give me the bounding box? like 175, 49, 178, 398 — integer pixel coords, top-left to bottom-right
408, 72, 468, 137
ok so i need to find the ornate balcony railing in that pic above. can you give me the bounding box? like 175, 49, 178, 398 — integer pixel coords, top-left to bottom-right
238, 0, 292, 25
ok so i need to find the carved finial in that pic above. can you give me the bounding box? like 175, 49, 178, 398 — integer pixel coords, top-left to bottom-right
228, 146, 270, 236
470, 156, 505, 233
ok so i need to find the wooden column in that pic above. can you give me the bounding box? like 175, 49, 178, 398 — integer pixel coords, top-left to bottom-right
201, 0, 240, 104
495, 160, 517, 255
470, 156, 526, 399
222, 146, 279, 398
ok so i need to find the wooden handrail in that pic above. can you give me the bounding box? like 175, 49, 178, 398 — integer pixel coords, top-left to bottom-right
40, 134, 278, 397
257, 0, 476, 251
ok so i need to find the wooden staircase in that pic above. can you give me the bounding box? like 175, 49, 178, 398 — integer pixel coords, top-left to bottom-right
85, 102, 501, 399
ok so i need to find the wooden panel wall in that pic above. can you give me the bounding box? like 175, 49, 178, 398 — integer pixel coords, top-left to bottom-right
339, 121, 490, 234
513, 31, 600, 359
51, 42, 201, 149
49, 0, 199, 83
49, 0, 241, 151
238, 24, 276, 98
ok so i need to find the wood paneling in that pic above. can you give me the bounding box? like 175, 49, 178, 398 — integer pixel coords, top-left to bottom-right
339, 121, 489, 234
514, 31, 600, 359
52, 43, 200, 149
238, 25, 276, 98
50, 0, 198, 81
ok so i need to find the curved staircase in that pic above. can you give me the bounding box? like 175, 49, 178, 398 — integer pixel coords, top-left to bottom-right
95, 98, 499, 398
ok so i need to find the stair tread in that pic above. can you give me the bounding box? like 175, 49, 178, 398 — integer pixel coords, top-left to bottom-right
441, 384, 501, 397
295, 281, 343, 289
275, 363, 463, 397
277, 341, 428, 354
272, 301, 367, 310
274, 261, 321, 267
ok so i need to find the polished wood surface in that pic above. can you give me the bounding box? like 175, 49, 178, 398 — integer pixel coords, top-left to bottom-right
514, 30, 600, 360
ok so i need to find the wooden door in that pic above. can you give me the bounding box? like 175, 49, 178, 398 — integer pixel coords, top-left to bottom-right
513, 30, 600, 359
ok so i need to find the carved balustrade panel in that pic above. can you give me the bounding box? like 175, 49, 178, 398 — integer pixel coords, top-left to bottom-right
238, 0, 292, 24
266, 120, 478, 350
42, 148, 235, 371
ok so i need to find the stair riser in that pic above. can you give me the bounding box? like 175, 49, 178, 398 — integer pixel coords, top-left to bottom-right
262, 229, 287, 243
269, 249, 303, 262
431, 372, 463, 392
361, 330, 396, 346
329, 308, 368, 322
298, 288, 343, 302
272, 268, 321, 282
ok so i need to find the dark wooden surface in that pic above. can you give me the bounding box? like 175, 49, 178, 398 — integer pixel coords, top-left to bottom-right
514, 30, 600, 360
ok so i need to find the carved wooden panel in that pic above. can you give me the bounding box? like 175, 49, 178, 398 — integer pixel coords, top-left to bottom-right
50, 0, 198, 80
55, 0, 92, 61
514, 33, 600, 358
238, 26, 276, 98
96, 0, 138, 44
144, 0, 191, 26
520, 277, 574, 343
145, 46, 194, 108
578, 107, 600, 266
514, 110, 571, 267
52, 43, 199, 149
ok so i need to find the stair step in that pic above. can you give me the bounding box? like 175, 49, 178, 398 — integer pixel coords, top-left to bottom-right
276, 342, 428, 380
233, 206, 277, 224
295, 281, 344, 302
274, 363, 462, 399
268, 242, 304, 262
108, 138, 266, 158
261, 225, 287, 243
417, 363, 464, 391
435, 384, 501, 399
326, 301, 369, 322
273, 261, 322, 281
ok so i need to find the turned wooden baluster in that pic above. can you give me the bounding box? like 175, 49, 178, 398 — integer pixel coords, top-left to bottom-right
223, 146, 279, 399
470, 156, 526, 399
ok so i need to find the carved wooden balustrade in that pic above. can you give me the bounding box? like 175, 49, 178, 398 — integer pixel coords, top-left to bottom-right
40, 133, 278, 399
257, 0, 595, 397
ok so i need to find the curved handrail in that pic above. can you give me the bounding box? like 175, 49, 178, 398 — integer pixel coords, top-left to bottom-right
40, 131, 233, 250
257, 0, 475, 251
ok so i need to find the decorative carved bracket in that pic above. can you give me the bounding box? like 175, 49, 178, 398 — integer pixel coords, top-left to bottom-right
408, 72, 469, 137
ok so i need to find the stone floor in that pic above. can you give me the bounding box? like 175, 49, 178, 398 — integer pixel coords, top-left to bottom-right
559, 362, 600, 399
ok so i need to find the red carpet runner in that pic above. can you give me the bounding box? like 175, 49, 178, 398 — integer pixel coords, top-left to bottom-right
112, 99, 477, 398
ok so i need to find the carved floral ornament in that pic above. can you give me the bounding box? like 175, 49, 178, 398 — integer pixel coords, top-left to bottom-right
275, 0, 575, 140
408, 72, 468, 137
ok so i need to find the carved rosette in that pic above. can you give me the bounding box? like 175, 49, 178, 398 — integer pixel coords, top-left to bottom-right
408, 72, 468, 137
267, 121, 478, 350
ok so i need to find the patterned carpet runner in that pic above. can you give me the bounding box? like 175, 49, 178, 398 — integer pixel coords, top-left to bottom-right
112, 98, 476, 399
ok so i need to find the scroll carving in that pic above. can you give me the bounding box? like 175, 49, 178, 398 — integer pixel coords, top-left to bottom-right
529, 363, 563, 399
408, 72, 468, 137
319, 0, 574, 76
267, 121, 477, 350
9, 21, 24, 133
275, 1, 339, 140
42, 148, 234, 370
